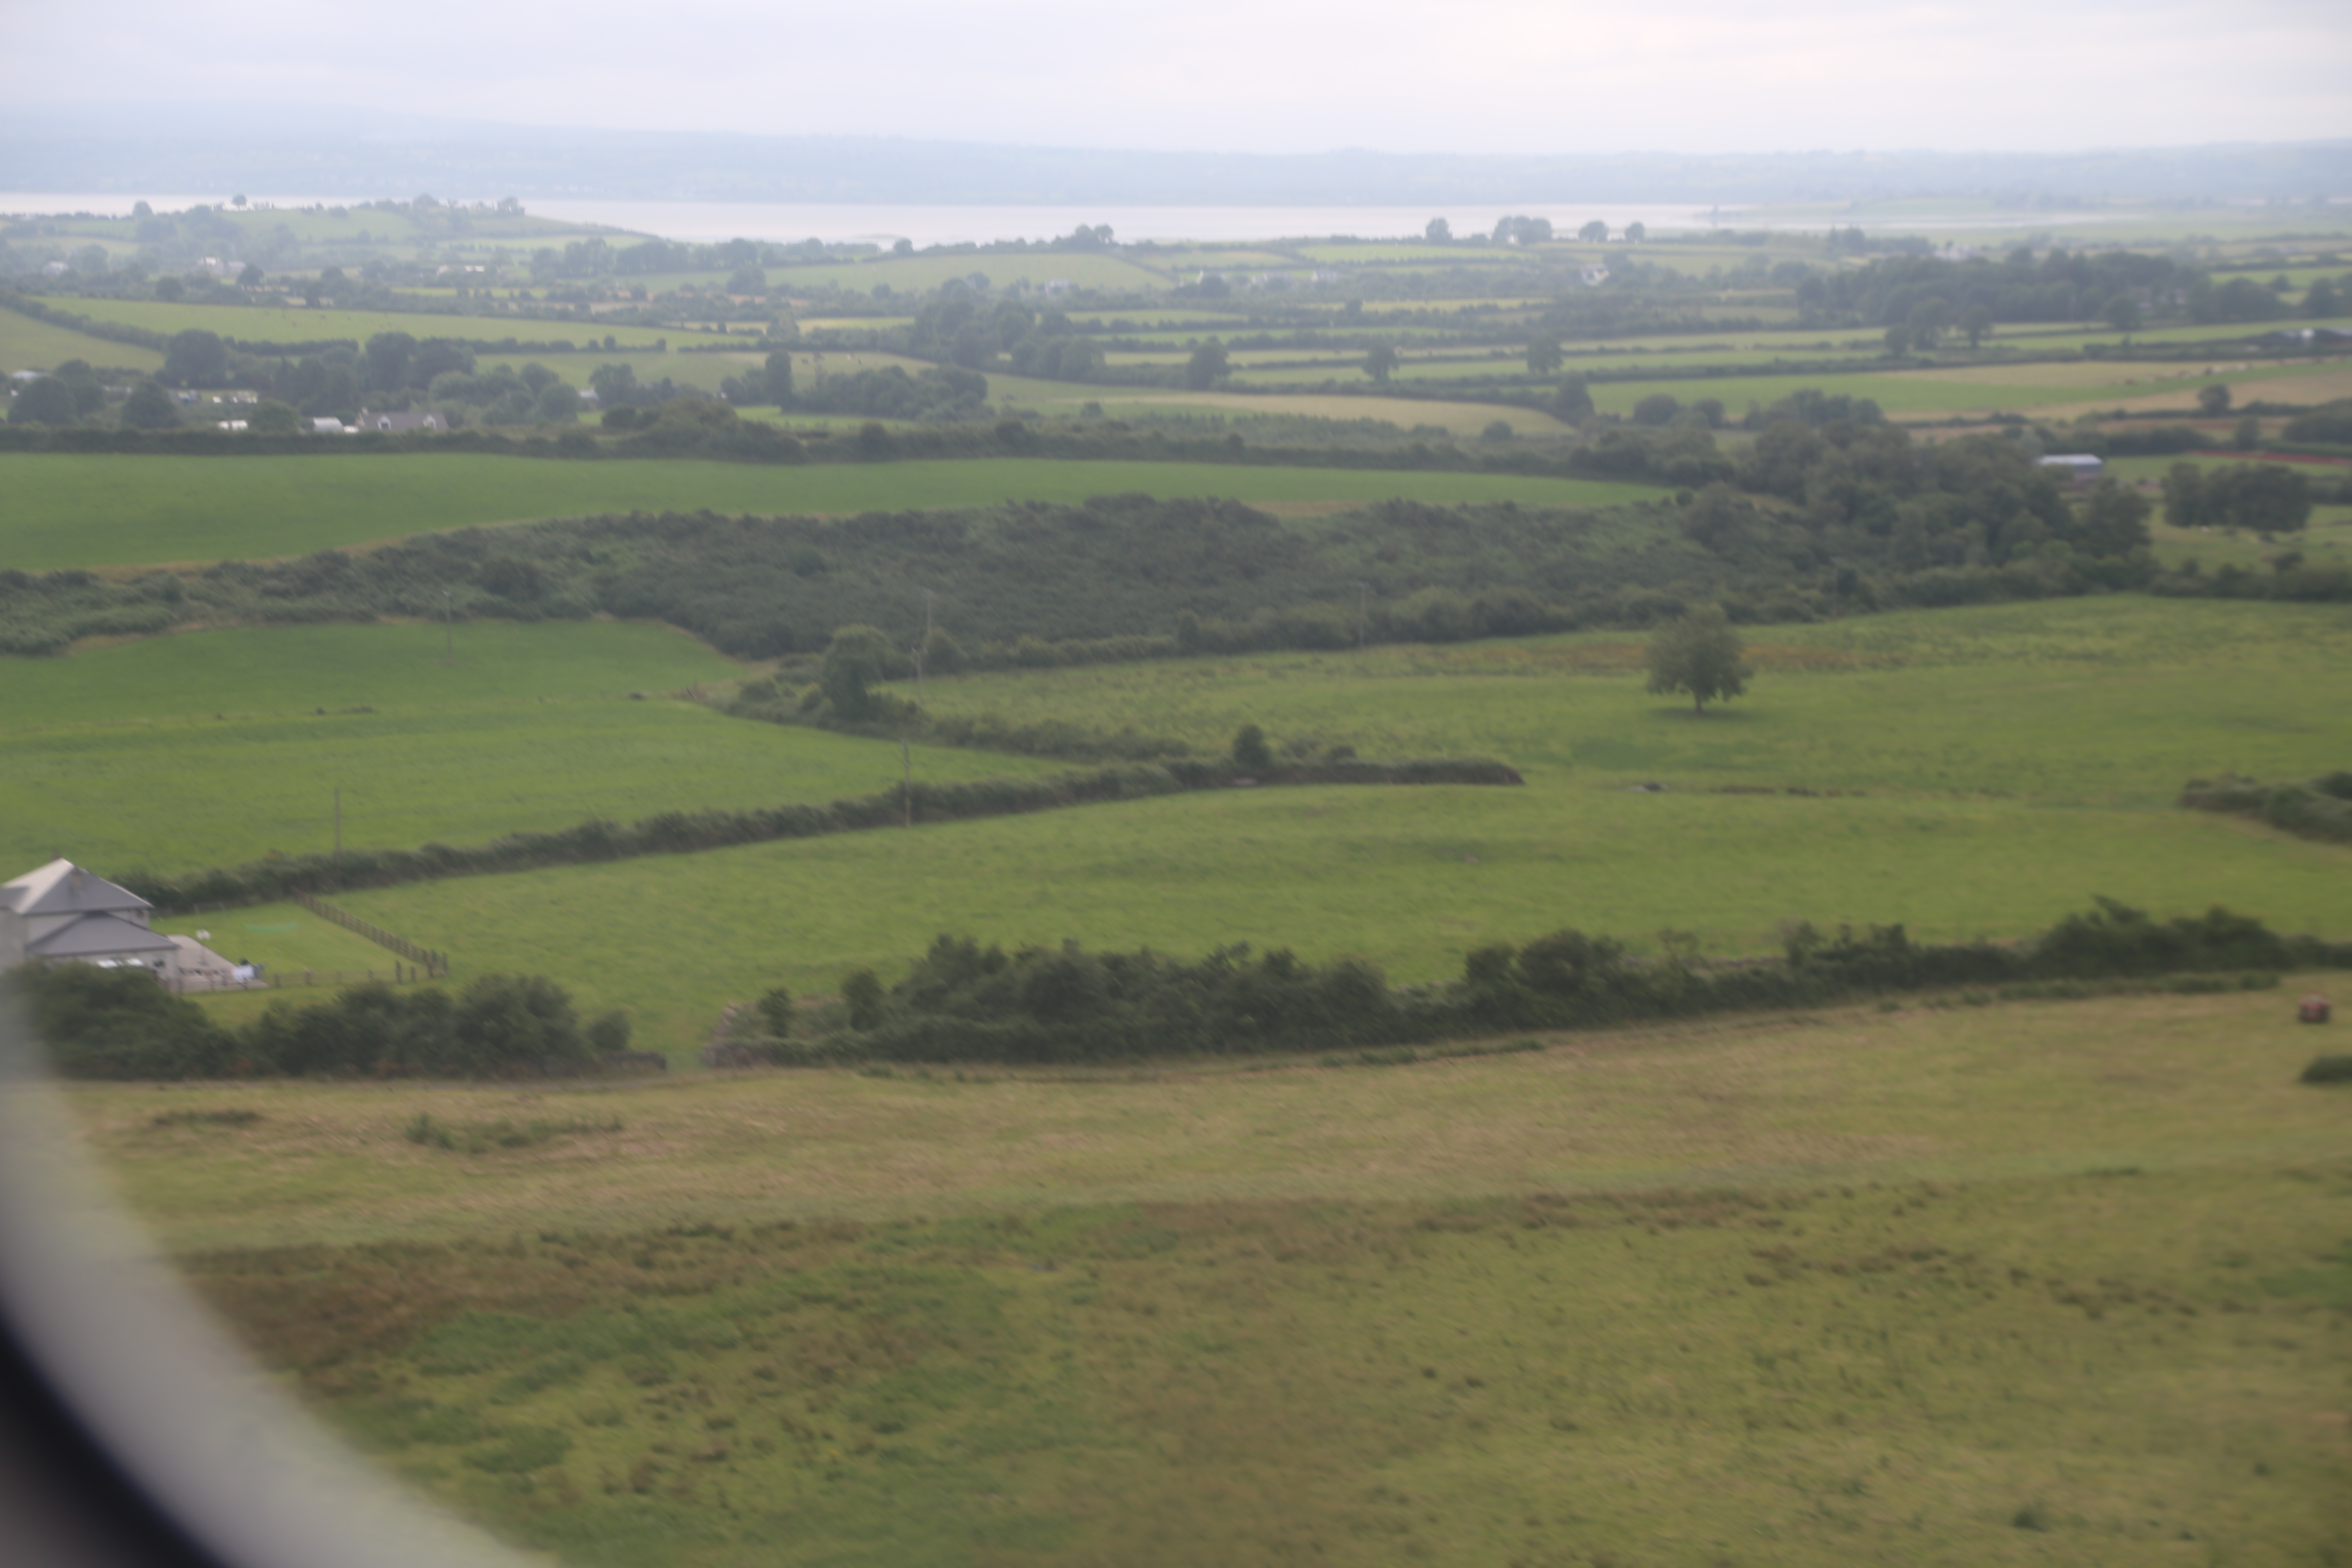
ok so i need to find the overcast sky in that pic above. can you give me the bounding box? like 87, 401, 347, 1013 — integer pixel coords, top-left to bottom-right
10, 0, 2349, 156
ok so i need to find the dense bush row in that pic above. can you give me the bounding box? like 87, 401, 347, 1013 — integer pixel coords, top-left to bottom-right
12, 965, 625, 1081
18, 900, 2335, 1080
739, 900, 2346, 1067
2180, 771, 2352, 843
116, 757, 1517, 909
4, 441, 2189, 664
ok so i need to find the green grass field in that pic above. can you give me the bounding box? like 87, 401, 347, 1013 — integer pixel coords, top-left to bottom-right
0, 307, 167, 375
1054, 389, 1576, 436
208, 597, 2352, 1055
0, 453, 1658, 572
63, 981, 2352, 1566
759, 252, 1168, 294
1587, 357, 2352, 420
49, 297, 741, 352
0, 620, 1054, 878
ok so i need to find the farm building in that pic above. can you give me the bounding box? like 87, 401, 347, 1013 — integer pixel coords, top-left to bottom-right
0, 859, 181, 982
354, 409, 446, 432
2037, 454, 2104, 486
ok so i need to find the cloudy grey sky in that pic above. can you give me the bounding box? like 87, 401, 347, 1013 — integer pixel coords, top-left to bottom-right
10, 0, 2349, 155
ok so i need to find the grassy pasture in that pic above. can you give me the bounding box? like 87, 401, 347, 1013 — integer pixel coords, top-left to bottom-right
0, 453, 1657, 573
2037, 361, 2352, 421
67, 985, 2352, 1566
47, 297, 739, 351
254, 598, 2352, 1053
0, 620, 1055, 878
1069, 390, 1575, 436
1587, 357, 2351, 420
769, 253, 1166, 294
0, 307, 167, 374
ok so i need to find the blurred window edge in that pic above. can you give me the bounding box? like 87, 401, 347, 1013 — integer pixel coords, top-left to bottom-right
0, 994, 523, 1568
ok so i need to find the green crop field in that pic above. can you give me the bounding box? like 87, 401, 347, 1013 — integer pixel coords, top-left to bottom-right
1587, 355, 2352, 419
0, 453, 1659, 572
46, 297, 740, 351
62, 979, 2352, 1566
1063, 390, 1577, 436
0, 620, 1053, 879
0, 307, 167, 375
193, 597, 2352, 1055
764, 252, 1168, 294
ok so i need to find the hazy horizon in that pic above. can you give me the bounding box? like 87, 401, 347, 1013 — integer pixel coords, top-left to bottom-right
9, 0, 2348, 158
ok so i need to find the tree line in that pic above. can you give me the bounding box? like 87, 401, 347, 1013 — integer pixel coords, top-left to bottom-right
730, 900, 2343, 1068
24, 898, 2341, 1080
12, 964, 626, 1081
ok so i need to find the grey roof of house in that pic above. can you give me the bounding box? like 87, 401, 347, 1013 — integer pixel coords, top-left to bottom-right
26, 912, 179, 958
1, 860, 154, 918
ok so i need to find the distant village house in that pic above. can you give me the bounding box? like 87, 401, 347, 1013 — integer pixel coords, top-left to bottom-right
354, 410, 446, 432
2036, 454, 2104, 487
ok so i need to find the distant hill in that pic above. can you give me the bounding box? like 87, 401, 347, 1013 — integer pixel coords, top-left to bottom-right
3, 107, 2346, 206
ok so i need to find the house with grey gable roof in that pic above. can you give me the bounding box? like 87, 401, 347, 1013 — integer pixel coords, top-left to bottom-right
0, 859, 183, 983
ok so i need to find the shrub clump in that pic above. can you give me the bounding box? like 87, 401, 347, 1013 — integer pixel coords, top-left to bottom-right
14, 968, 604, 1080
2181, 772, 2352, 843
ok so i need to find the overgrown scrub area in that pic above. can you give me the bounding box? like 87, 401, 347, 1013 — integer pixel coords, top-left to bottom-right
2182, 769, 2352, 842
65, 982, 2352, 1568
741, 900, 2345, 1066
10, 964, 625, 1080
0, 418, 2199, 661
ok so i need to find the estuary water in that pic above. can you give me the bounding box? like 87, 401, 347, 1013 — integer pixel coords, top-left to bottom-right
3, 194, 1742, 245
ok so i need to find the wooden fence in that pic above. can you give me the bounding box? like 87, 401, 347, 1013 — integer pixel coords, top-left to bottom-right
291, 891, 450, 978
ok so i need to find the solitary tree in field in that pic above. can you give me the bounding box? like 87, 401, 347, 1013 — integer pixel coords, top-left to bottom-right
1578, 220, 1608, 242
120, 381, 181, 429
1645, 605, 1751, 715
1526, 331, 1563, 375
1362, 343, 1399, 383
1624, 221, 1647, 243
2197, 383, 2232, 416
7, 377, 78, 426
1185, 340, 1229, 389
820, 625, 901, 720
1425, 217, 1452, 243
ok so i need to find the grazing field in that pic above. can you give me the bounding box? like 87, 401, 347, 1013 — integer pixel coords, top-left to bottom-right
0, 306, 166, 374
51, 297, 741, 351
67, 983, 2352, 1566
1581, 354, 2352, 422
0, 453, 1656, 572
1066, 389, 1575, 435
756, 252, 1168, 294
0, 620, 1054, 877
230, 598, 2352, 1054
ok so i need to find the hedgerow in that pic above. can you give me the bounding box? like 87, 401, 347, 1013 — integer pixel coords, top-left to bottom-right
785, 900, 2349, 1067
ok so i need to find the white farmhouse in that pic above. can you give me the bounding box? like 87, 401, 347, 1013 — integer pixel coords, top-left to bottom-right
0, 860, 181, 981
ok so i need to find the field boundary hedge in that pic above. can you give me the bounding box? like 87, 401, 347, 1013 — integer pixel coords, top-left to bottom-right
745, 900, 2352, 1068
120, 756, 1522, 910
2180, 771, 2352, 843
